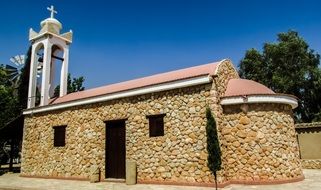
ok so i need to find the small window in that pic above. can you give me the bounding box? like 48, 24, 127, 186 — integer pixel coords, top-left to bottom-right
53, 126, 66, 147
147, 114, 165, 137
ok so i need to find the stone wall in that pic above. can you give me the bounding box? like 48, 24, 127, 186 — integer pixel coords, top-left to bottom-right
295, 122, 321, 169
221, 103, 303, 182
21, 59, 303, 186
295, 122, 321, 159
301, 159, 321, 169
214, 59, 239, 98
210, 59, 240, 183
21, 60, 240, 186
22, 83, 220, 184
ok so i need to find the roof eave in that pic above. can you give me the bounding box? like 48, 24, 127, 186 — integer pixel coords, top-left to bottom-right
220, 94, 298, 109
23, 75, 213, 115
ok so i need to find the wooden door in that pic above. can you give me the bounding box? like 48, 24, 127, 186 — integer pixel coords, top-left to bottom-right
105, 120, 126, 179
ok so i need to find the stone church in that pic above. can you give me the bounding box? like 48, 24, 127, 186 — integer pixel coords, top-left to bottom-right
21, 7, 303, 187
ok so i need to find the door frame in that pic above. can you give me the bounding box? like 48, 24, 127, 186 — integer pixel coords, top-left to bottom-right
104, 119, 127, 179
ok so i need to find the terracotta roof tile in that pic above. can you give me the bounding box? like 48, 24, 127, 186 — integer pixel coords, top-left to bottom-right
51, 61, 220, 104
224, 79, 275, 97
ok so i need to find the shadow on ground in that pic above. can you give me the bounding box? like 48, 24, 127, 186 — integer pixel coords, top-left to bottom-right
0, 165, 20, 176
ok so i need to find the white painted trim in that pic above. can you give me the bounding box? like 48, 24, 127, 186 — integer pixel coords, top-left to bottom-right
23, 75, 212, 115
213, 59, 226, 75
30, 32, 72, 43
220, 94, 298, 109
213, 59, 239, 77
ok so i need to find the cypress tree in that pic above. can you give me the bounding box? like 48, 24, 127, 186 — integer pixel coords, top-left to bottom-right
206, 107, 222, 190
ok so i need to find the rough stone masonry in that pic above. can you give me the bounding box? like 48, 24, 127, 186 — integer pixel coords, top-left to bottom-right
21, 59, 303, 187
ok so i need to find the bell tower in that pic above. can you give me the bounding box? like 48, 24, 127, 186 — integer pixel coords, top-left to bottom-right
27, 5, 73, 108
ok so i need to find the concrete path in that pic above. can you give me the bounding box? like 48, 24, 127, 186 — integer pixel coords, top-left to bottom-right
0, 169, 320, 190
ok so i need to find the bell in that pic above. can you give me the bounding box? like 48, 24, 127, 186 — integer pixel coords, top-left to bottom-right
38, 57, 43, 63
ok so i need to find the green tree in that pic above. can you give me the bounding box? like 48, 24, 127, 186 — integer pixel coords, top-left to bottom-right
54, 73, 85, 97
206, 107, 221, 190
0, 67, 18, 130
239, 31, 321, 122
0, 52, 27, 167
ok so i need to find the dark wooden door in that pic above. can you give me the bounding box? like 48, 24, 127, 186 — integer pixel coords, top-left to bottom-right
105, 120, 126, 179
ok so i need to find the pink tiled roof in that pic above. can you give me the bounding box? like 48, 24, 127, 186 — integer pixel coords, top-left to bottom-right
224, 79, 275, 97
51, 61, 219, 104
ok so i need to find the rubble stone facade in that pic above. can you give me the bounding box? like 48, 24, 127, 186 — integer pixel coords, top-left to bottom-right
21, 60, 303, 186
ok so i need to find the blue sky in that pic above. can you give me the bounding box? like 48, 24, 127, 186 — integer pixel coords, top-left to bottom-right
1, 0, 321, 89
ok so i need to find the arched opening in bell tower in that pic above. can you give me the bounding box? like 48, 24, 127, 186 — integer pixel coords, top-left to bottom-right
50, 45, 64, 99
34, 43, 44, 106
33, 44, 65, 106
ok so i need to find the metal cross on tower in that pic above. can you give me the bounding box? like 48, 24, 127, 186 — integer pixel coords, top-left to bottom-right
47, 5, 57, 18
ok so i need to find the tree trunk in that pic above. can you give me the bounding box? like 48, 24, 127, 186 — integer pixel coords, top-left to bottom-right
9, 139, 14, 172
214, 171, 218, 190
